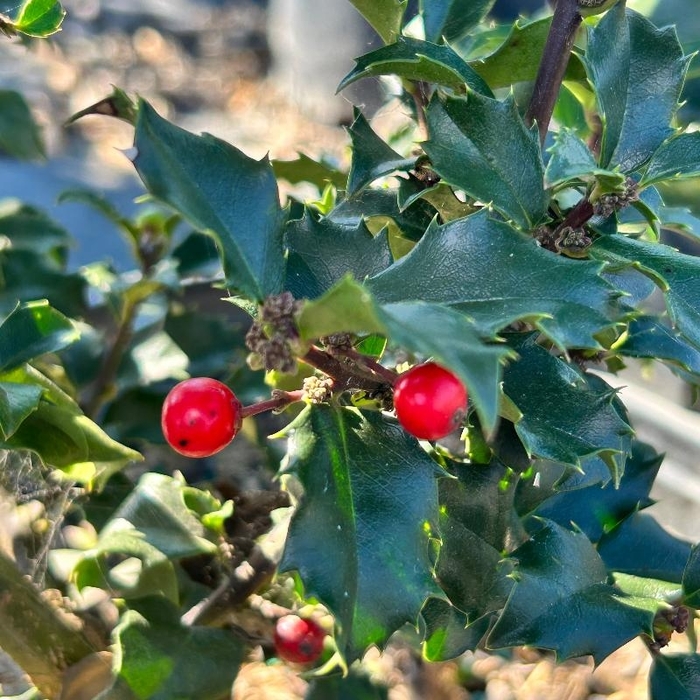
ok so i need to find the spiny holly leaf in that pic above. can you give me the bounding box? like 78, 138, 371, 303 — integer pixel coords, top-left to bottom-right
338, 38, 493, 96
424, 94, 547, 229
132, 100, 286, 301
279, 405, 441, 661
545, 128, 625, 189
617, 316, 700, 378
488, 519, 654, 663
597, 512, 692, 583
9, 0, 65, 37
641, 132, 700, 187
530, 440, 662, 543
650, 654, 700, 700
435, 461, 516, 620
346, 109, 415, 196
591, 234, 700, 351
285, 212, 393, 300
367, 210, 616, 349
502, 335, 632, 476
422, 599, 491, 662
0, 300, 79, 372
272, 153, 346, 190
347, 0, 406, 44
471, 17, 586, 89
585, 5, 688, 173
0, 91, 45, 160
682, 544, 700, 607
421, 0, 494, 44
109, 599, 243, 700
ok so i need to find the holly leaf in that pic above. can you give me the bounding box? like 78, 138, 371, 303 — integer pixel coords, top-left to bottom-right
279, 405, 441, 661
597, 512, 692, 583
285, 212, 393, 299
422, 599, 491, 662
421, 0, 494, 44
0, 381, 43, 440
585, 6, 688, 173
9, 0, 65, 37
132, 100, 286, 301
424, 94, 547, 229
435, 461, 516, 620
306, 670, 389, 700
591, 234, 700, 351
502, 335, 632, 476
531, 440, 662, 543
641, 132, 700, 187
650, 654, 700, 700
368, 210, 616, 349
346, 110, 415, 196
0, 90, 45, 160
488, 519, 654, 663
272, 153, 346, 190
109, 599, 243, 700
347, 0, 406, 44
338, 38, 493, 96
682, 544, 700, 607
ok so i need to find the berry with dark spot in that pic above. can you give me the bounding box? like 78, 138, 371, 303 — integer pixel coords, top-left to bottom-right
274, 614, 326, 664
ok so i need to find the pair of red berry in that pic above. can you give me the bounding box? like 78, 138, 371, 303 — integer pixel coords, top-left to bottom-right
161, 362, 467, 457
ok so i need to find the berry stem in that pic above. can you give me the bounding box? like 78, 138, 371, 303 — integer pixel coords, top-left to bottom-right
240, 390, 306, 419
525, 0, 583, 144
334, 347, 399, 386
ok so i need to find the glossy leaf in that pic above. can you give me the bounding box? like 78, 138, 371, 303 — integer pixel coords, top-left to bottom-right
424, 94, 547, 228
488, 519, 654, 663
338, 38, 493, 95
421, 0, 494, 44
346, 110, 415, 196
0, 301, 78, 372
682, 544, 700, 607
132, 100, 286, 301
502, 335, 632, 475
597, 513, 692, 583
347, 0, 406, 44
279, 405, 441, 661
422, 599, 491, 661
0, 200, 71, 259
592, 234, 700, 351
0, 381, 42, 440
368, 211, 616, 349
110, 600, 243, 700
11, 0, 65, 37
285, 212, 393, 299
642, 132, 700, 187
650, 654, 700, 700
0, 91, 45, 160
586, 6, 687, 172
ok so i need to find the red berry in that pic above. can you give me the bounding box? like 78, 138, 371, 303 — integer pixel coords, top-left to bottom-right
161, 378, 242, 458
393, 362, 468, 440
274, 615, 326, 664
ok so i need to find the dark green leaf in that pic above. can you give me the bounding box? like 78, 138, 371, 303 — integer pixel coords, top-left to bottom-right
0, 91, 44, 160
347, 0, 406, 44
285, 212, 393, 299
658, 207, 700, 244
642, 132, 700, 187
421, 0, 494, 44
346, 109, 415, 196
503, 335, 632, 474
368, 211, 616, 349
111, 601, 243, 700
531, 440, 662, 542
471, 18, 586, 89
11, 0, 65, 37
586, 6, 687, 172
436, 461, 516, 619
598, 513, 692, 583
0, 301, 78, 371
650, 654, 700, 700
0, 200, 72, 260
272, 153, 346, 190
306, 670, 388, 700
424, 94, 547, 228
279, 405, 441, 661
132, 100, 286, 301
591, 234, 700, 351
0, 381, 42, 440
488, 519, 654, 663
422, 599, 490, 661
682, 544, 700, 607
338, 38, 493, 96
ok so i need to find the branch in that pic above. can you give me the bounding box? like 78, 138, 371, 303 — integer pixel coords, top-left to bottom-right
525, 0, 583, 144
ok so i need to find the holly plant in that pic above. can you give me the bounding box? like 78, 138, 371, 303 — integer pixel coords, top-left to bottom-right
4, 0, 700, 698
